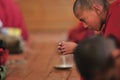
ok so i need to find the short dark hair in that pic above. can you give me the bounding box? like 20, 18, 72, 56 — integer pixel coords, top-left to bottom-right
73, 0, 108, 16
73, 35, 115, 80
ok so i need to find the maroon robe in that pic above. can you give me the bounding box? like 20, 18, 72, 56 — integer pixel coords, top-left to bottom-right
102, 0, 120, 47
68, 22, 94, 43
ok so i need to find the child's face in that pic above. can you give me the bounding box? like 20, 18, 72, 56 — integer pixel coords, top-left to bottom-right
75, 8, 104, 31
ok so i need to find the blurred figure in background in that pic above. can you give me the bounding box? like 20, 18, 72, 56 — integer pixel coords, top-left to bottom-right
0, 0, 28, 54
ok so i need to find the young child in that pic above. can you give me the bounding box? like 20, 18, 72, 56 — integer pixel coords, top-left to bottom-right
58, 0, 120, 55
73, 36, 120, 80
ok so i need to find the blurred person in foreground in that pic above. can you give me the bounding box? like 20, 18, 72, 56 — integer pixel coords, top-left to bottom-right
74, 35, 120, 80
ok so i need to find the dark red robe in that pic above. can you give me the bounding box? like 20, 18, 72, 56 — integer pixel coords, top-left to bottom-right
67, 22, 94, 43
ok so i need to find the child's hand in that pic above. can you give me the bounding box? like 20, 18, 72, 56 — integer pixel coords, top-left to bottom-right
58, 41, 77, 55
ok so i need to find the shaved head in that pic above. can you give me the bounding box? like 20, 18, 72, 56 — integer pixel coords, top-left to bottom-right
73, 0, 108, 15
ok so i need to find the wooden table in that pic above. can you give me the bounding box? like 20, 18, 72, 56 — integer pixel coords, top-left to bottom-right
6, 33, 80, 80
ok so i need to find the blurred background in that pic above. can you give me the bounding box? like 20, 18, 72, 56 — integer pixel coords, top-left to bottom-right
17, 0, 78, 33
5, 0, 81, 80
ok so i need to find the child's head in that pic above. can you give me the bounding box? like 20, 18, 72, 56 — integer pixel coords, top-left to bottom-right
73, 0, 109, 31
73, 36, 116, 80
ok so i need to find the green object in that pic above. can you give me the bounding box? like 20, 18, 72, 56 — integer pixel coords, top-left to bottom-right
0, 66, 6, 80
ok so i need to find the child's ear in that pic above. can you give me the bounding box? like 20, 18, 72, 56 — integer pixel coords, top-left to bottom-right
92, 4, 103, 15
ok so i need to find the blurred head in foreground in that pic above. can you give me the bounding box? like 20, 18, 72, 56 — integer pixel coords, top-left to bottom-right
73, 35, 120, 80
